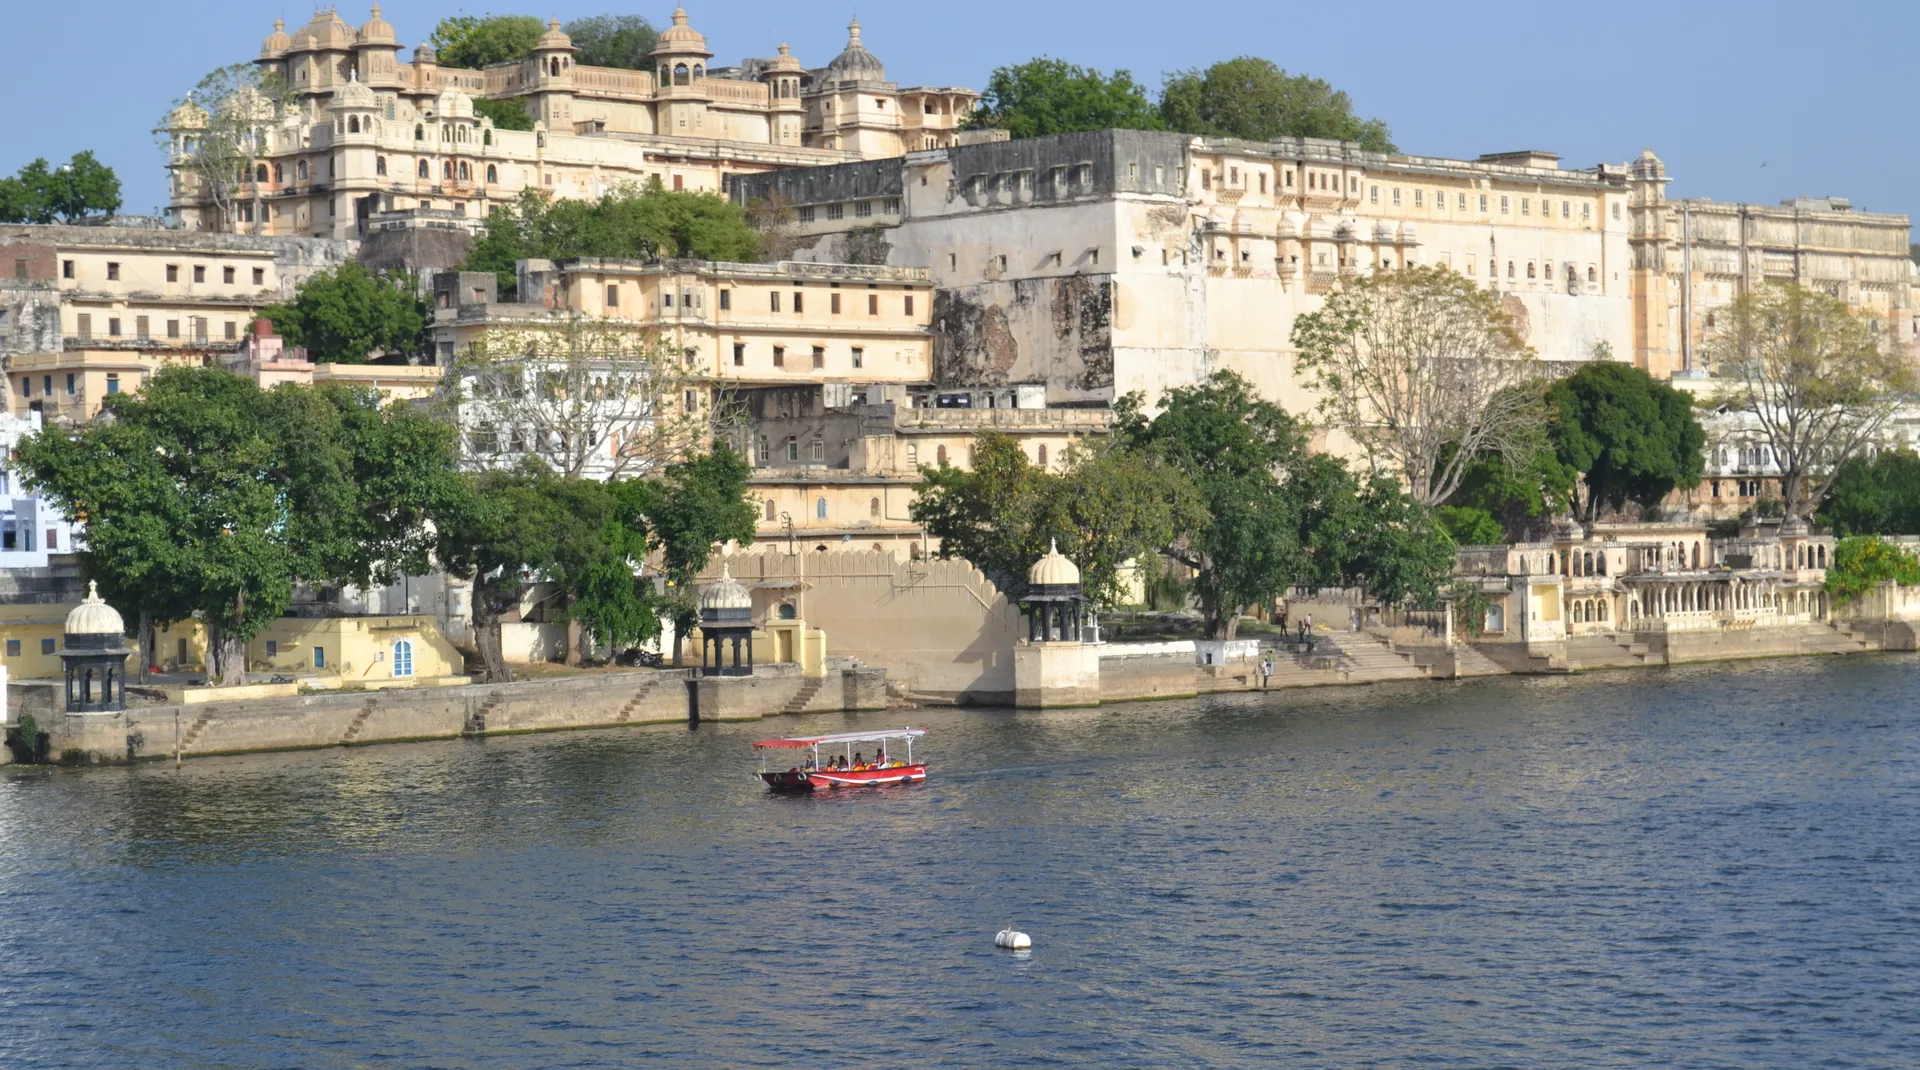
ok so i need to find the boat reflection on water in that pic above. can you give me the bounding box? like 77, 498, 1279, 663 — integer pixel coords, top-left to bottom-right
753, 728, 927, 792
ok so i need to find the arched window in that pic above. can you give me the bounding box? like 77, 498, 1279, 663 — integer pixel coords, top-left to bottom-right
1818, 545, 1827, 568
297, 160, 308, 180
273, 162, 283, 183
415, 124, 424, 140
255, 164, 268, 182
694, 64, 704, 78
486, 164, 497, 183
1597, 600, 1608, 622
1596, 553, 1606, 576
391, 639, 414, 678
935, 444, 948, 466
443, 161, 453, 179
778, 603, 797, 620
483, 129, 492, 146
550, 57, 560, 77
1527, 262, 1537, 279
869, 497, 880, 518
1508, 261, 1516, 278
1037, 444, 1048, 467
674, 63, 690, 85
816, 497, 828, 519
457, 162, 469, 181
348, 115, 360, 133
764, 499, 776, 521
1587, 266, 1597, 282
418, 159, 429, 178
376, 156, 387, 176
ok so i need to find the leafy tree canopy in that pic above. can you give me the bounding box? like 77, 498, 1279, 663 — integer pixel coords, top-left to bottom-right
963, 57, 1162, 139
16, 367, 459, 684
258, 262, 429, 364
565, 14, 658, 69
430, 14, 545, 69
1548, 361, 1705, 521
912, 433, 1201, 607
0, 151, 122, 223
1825, 535, 1920, 604
1818, 451, 1920, 536
1160, 57, 1395, 152
472, 95, 533, 131
464, 182, 761, 298
1439, 441, 1575, 541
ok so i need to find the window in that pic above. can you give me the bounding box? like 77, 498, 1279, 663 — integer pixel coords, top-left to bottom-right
223, 266, 235, 284
1508, 261, 1516, 279
418, 159, 429, 178
42, 375, 51, 396
106, 373, 121, 395
685, 390, 700, 412
266, 640, 279, 657
167, 319, 179, 338
816, 497, 828, 519
106, 262, 120, 281
906, 443, 918, 466
1392, 188, 1402, 205
1478, 194, 1488, 212
391, 639, 414, 677
376, 156, 387, 176
65, 373, 74, 395
314, 647, 326, 669
1521, 198, 1530, 216
826, 203, 845, 220
1588, 266, 1597, 283
1458, 193, 1467, 210
224, 321, 236, 340
793, 292, 804, 313
41, 638, 55, 655
1612, 202, 1621, 220
252, 267, 265, 285
1500, 196, 1509, 214
733, 343, 745, 366
76, 313, 90, 338
831, 292, 841, 315
770, 291, 781, 312
757, 436, 770, 464
166, 264, 179, 283
1527, 262, 1537, 279
62, 259, 74, 279
607, 284, 619, 308
904, 295, 915, 315
811, 438, 824, 462
108, 317, 121, 337
194, 265, 206, 283
798, 206, 815, 223
1201, 169, 1211, 190
1414, 190, 1423, 207
719, 289, 731, 311
19, 377, 28, 398
936, 444, 948, 465
1037, 444, 1048, 467
1466, 255, 1476, 276
855, 201, 873, 218
851, 347, 864, 368
773, 345, 785, 367
811, 346, 824, 369
1259, 172, 1267, 193
1229, 167, 1238, 185
5, 641, 17, 657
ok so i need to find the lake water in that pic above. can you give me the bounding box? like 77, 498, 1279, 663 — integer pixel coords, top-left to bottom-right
2, 656, 1917, 1068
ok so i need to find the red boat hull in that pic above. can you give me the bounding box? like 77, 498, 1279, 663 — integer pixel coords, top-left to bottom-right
760, 765, 927, 791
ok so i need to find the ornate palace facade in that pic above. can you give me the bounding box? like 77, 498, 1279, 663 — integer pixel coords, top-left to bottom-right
166, 7, 978, 239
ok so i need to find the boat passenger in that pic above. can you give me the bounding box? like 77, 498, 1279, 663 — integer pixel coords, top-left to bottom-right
853, 751, 865, 770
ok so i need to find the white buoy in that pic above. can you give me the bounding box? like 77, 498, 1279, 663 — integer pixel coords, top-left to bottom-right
994, 923, 1031, 950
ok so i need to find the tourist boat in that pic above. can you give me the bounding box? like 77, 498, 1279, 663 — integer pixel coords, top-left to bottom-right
753, 728, 928, 791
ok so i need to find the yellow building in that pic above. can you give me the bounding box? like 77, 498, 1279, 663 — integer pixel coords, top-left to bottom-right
246, 614, 465, 684
167, 8, 979, 238
0, 224, 353, 420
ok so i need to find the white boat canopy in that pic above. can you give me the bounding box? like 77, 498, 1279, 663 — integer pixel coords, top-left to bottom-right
752, 728, 927, 750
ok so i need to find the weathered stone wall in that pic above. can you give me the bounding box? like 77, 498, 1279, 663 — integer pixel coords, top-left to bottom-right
47, 665, 882, 763
1097, 652, 1198, 702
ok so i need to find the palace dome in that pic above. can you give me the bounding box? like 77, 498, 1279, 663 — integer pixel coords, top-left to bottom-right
331, 74, 377, 109
764, 42, 803, 74
358, 4, 397, 45
700, 560, 752, 612
412, 41, 437, 65
535, 17, 575, 52
1027, 540, 1081, 587
260, 18, 292, 58
65, 582, 125, 637
296, 8, 359, 52
824, 17, 886, 81
653, 7, 712, 58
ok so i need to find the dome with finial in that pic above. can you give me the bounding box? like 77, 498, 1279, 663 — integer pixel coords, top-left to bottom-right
298, 7, 359, 51
652, 6, 712, 58
413, 40, 438, 65
66, 582, 125, 637
700, 559, 752, 614
359, 4, 397, 44
331, 70, 377, 109
824, 16, 885, 81
535, 16, 575, 52
765, 42, 802, 74
1027, 539, 1082, 587
261, 18, 293, 58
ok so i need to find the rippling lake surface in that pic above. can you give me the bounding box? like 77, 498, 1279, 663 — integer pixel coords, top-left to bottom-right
3, 656, 1918, 1068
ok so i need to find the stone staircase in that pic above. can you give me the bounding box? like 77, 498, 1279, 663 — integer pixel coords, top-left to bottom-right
177, 710, 215, 752
1564, 633, 1652, 670
614, 673, 678, 723
1801, 623, 1871, 655
782, 677, 825, 714
463, 690, 505, 736
1827, 621, 1882, 652
1449, 645, 1509, 677
339, 697, 378, 745
1326, 632, 1431, 682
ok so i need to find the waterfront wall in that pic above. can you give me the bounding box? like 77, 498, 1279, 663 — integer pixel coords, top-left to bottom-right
46, 665, 885, 763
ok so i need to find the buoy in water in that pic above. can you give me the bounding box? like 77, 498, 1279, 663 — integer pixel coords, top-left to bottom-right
994, 924, 1031, 950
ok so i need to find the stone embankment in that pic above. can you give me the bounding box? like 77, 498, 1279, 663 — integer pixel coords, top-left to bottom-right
37, 664, 885, 764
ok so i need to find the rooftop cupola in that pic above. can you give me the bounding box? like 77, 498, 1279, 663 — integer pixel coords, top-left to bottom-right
823, 16, 886, 82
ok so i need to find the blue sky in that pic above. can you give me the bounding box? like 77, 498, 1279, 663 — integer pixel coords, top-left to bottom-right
4, 0, 1915, 225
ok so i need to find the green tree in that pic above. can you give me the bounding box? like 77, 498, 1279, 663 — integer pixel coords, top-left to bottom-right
472, 95, 534, 131
564, 14, 658, 69
1819, 451, 1920, 536
1825, 535, 1920, 605
465, 182, 760, 299
432, 462, 567, 682
963, 57, 1162, 139
258, 262, 429, 364
1339, 475, 1457, 607
430, 14, 545, 69
636, 446, 756, 660
1160, 57, 1395, 151
1547, 361, 1705, 521
912, 434, 1200, 607
1435, 505, 1505, 546
1440, 442, 1575, 541
16, 368, 456, 685
0, 152, 123, 224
